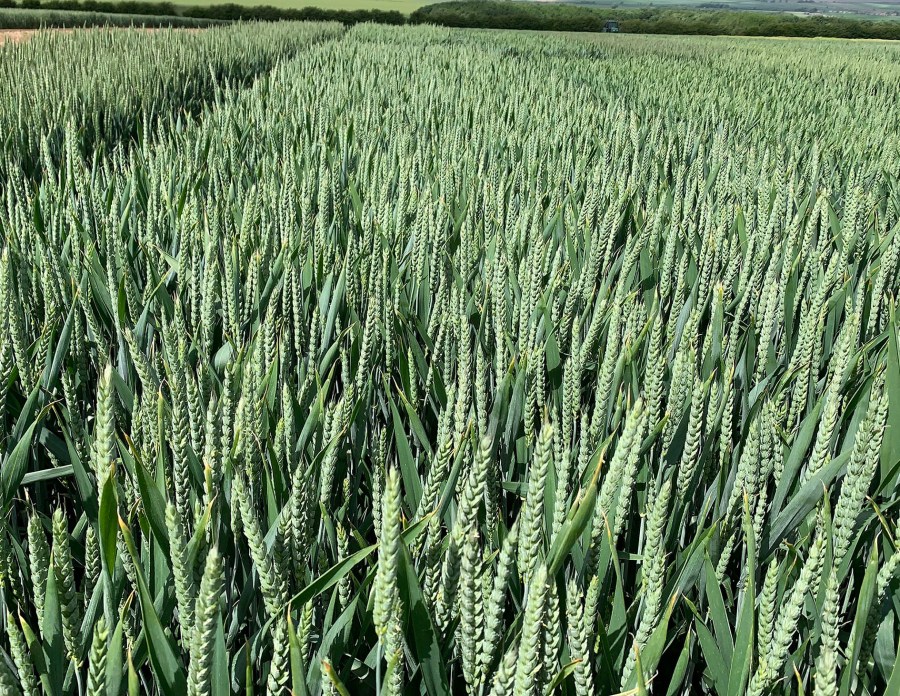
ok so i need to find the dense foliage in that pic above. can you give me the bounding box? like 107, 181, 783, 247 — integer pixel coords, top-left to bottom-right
412, 1, 900, 40
0, 22, 341, 181
1, 22, 900, 696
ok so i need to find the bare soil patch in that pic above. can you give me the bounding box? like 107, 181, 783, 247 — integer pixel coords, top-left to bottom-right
0, 26, 200, 43
0, 29, 66, 43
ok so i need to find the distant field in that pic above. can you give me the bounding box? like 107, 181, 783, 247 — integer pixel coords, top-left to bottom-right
175, 0, 894, 16
415, 0, 900, 36
171, 0, 429, 10
568, 0, 900, 17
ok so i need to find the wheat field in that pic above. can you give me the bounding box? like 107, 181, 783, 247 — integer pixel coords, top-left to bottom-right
0, 24, 899, 696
